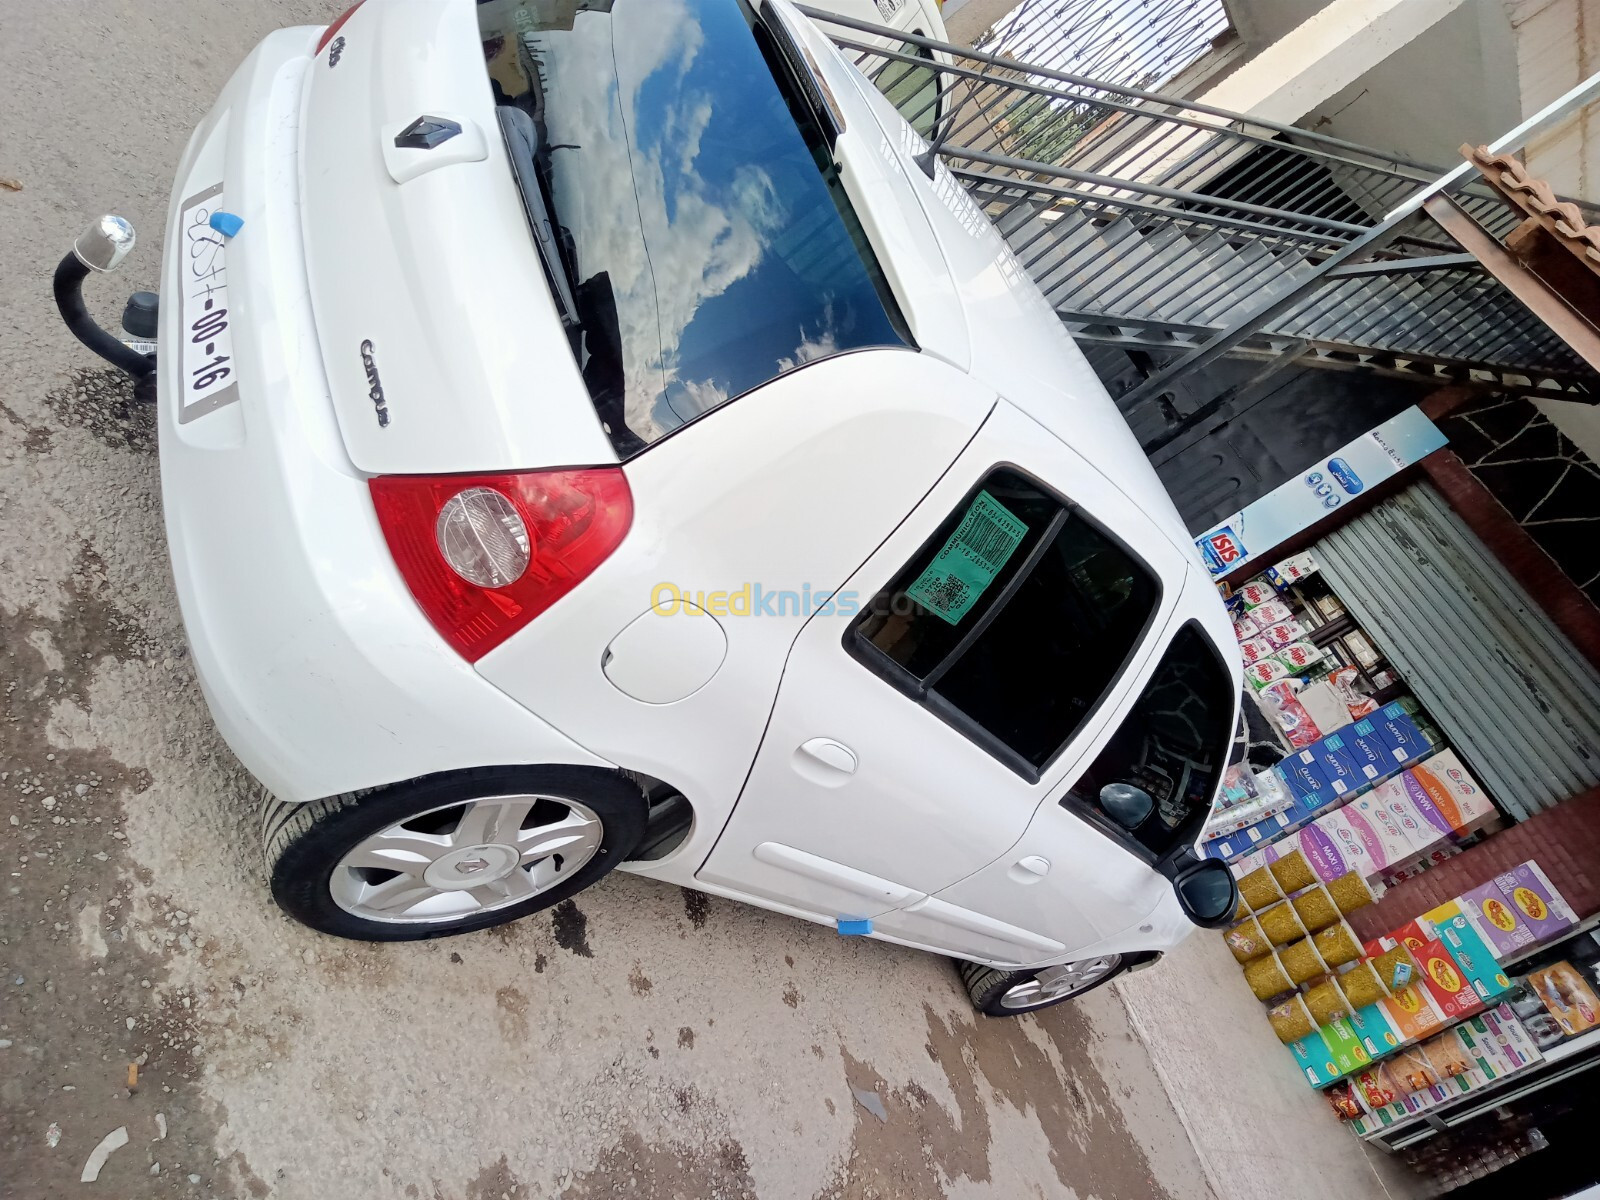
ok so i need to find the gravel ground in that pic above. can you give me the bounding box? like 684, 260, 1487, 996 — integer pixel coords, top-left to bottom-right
0, 3, 1399, 1199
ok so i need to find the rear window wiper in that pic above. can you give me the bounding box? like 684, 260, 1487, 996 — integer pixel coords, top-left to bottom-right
496, 106, 582, 328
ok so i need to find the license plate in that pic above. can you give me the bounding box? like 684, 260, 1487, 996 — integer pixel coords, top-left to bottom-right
875, 0, 907, 19
176, 182, 240, 423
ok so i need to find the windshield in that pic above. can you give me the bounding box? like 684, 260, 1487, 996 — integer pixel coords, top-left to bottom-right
1065, 623, 1234, 858
479, 0, 913, 456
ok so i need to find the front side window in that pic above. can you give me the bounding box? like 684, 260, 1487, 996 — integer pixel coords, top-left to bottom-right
479, 0, 912, 457
1064, 624, 1233, 858
849, 469, 1160, 778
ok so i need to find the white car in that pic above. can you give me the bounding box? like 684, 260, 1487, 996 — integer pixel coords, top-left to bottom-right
76, 0, 1245, 1016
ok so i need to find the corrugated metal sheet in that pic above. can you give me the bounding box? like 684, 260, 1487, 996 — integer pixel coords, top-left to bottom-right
1315, 483, 1600, 819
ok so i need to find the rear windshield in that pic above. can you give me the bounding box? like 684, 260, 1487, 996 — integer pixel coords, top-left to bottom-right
478, 0, 912, 456
849, 469, 1163, 778
1063, 624, 1233, 858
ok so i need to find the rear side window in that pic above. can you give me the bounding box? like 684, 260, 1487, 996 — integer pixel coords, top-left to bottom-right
1063, 624, 1233, 859
876, 37, 940, 138
849, 469, 1160, 778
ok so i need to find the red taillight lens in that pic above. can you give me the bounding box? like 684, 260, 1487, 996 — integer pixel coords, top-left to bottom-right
315, 0, 367, 55
370, 468, 633, 662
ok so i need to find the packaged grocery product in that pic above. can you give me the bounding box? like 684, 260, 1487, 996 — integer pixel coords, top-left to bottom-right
1387, 1046, 1440, 1094
1413, 935, 1487, 1020
1430, 911, 1514, 1004
1274, 642, 1323, 672
1349, 1001, 1404, 1057
1236, 579, 1279, 609
1369, 945, 1418, 993
1268, 994, 1316, 1043
1245, 658, 1291, 691
1244, 952, 1294, 1001
1296, 814, 1377, 882
1458, 880, 1536, 958
1238, 637, 1271, 665
1352, 788, 1434, 864
1526, 961, 1600, 1036
1257, 901, 1307, 947
1304, 978, 1349, 1026
1492, 862, 1580, 942
1260, 620, 1307, 650
1233, 611, 1262, 641
1382, 982, 1449, 1043
1313, 920, 1362, 968
1327, 666, 1379, 721
1408, 750, 1496, 829
1319, 1015, 1373, 1075
1337, 961, 1388, 1008
1421, 1030, 1473, 1080
1258, 681, 1321, 747
1280, 937, 1328, 986
1223, 917, 1271, 963
1324, 1079, 1364, 1119
1250, 598, 1293, 625
1351, 1063, 1400, 1110
1238, 865, 1284, 912
1268, 848, 1317, 894
1288, 1032, 1343, 1087
1292, 885, 1341, 932
1265, 553, 1317, 588
1325, 870, 1378, 914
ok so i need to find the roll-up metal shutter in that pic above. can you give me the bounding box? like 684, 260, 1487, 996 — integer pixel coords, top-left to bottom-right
1314, 482, 1600, 819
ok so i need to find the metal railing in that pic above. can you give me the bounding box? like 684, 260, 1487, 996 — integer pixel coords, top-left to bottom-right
970, 0, 1232, 95
806, 8, 1600, 405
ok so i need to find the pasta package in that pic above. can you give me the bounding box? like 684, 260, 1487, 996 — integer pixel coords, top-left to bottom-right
1238, 866, 1285, 912
1304, 978, 1349, 1027
1268, 995, 1316, 1044
1224, 918, 1271, 963
1279, 937, 1328, 986
1269, 849, 1317, 894
1312, 919, 1362, 968
1245, 952, 1293, 1001
1257, 901, 1307, 946
1292, 885, 1341, 932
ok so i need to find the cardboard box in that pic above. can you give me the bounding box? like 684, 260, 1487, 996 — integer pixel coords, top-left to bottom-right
1431, 912, 1515, 1004
1381, 982, 1452, 1044
1296, 681, 1355, 736
1349, 1001, 1406, 1057
1319, 730, 1382, 784
1409, 751, 1497, 830
1412, 935, 1487, 1021
1367, 706, 1442, 766
1297, 811, 1379, 882
1279, 753, 1334, 801
1481, 1004, 1543, 1072
1351, 793, 1429, 866
1390, 772, 1458, 842
1491, 862, 1580, 942
1320, 1015, 1374, 1075
1289, 1032, 1344, 1087
1458, 880, 1538, 959
1310, 739, 1366, 797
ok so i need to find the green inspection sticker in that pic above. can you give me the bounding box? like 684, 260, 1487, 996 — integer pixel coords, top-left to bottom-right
905, 490, 1029, 625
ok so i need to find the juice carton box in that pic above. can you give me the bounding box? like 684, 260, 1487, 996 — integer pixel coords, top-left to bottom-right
1349, 1001, 1406, 1056
1381, 981, 1451, 1043
1319, 1015, 1373, 1076
1458, 880, 1537, 959
1413, 934, 1488, 1021
1288, 1032, 1343, 1087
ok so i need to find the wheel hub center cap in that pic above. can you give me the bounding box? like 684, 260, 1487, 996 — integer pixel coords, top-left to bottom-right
424, 843, 521, 889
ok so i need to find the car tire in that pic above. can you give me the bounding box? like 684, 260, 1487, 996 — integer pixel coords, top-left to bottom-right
261, 765, 648, 942
957, 954, 1126, 1017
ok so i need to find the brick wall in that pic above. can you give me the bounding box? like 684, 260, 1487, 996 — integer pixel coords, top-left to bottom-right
1348, 787, 1600, 942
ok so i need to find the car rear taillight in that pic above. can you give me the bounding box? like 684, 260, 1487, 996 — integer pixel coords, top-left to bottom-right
315, 0, 367, 55
370, 468, 633, 662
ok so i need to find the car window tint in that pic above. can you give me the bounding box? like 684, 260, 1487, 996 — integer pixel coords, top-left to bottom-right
850, 469, 1160, 775
478, 0, 912, 457
876, 39, 940, 138
1064, 624, 1233, 856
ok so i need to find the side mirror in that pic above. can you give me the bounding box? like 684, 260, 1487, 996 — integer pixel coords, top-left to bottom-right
1174, 859, 1238, 929
1099, 782, 1154, 831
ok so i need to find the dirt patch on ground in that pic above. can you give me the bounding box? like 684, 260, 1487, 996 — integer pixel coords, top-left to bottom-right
0, 547, 248, 1197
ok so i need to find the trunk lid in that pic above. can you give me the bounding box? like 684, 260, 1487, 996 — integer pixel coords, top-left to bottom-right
298, 0, 616, 475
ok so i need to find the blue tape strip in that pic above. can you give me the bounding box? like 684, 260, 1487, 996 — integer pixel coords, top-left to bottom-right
836, 919, 872, 936
208, 211, 245, 238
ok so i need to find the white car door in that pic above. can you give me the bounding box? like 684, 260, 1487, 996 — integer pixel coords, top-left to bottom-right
697, 404, 1190, 963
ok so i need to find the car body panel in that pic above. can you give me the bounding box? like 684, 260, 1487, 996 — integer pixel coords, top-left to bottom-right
477, 349, 997, 876
299, 0, 617, 475
157, 26, 612, 805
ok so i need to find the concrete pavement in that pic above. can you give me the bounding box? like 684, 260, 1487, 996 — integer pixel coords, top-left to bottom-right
0, 2, 1409, 1197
